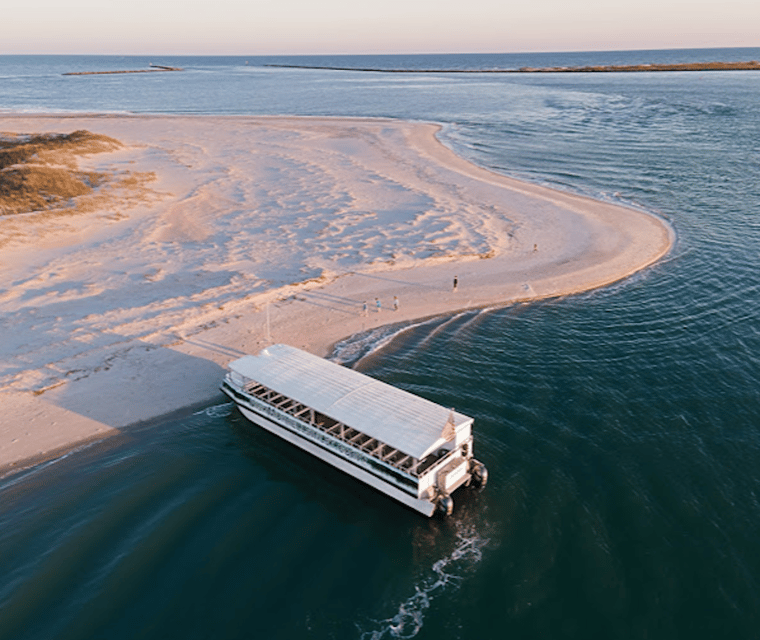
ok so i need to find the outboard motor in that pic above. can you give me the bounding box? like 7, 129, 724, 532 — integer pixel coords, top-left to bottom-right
470, 460, 488, 488
436, 494, 454, 516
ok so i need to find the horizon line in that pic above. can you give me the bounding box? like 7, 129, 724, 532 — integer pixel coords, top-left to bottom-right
2, 45, 759, 58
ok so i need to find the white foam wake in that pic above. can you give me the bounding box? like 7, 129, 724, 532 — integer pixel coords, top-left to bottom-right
358, 524, 489, 639
194, 402, 234, 419
330, 316, 442, 368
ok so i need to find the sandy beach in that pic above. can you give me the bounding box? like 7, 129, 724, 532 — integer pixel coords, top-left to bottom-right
0, 114, 673, 475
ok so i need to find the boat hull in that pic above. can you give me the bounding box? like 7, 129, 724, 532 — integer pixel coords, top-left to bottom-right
223, 382, 438, 516
238, 404, 438, 516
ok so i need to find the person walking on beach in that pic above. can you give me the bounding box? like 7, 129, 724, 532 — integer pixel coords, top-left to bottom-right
453, 275, 458, 292
393, 296, 399, 311
375, 297, 381, 312
362, 301, 368, 316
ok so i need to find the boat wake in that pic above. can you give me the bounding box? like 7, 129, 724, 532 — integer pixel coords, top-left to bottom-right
358, 524, 489, 639
0, 438, 103, 485
194, 402, 235, 419
330, 317, 442, 367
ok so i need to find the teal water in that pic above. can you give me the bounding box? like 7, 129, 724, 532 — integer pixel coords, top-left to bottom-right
2, 50, 760, 639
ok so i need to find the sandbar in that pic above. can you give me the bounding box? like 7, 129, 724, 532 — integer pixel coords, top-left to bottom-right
0, 114, 673, 476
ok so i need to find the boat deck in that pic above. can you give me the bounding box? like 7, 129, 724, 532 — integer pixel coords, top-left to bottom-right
227, 344, 473, 461
243, 381, 428, 476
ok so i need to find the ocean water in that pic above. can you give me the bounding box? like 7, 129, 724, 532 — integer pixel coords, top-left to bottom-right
2, 49, 760, 639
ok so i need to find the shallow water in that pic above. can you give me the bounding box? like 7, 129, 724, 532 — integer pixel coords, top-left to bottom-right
2, 49, 760, 639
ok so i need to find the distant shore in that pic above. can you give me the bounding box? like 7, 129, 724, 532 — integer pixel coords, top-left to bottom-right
265, 60, 760, 74
0, 114, 673, 477
63, 64, 183, 76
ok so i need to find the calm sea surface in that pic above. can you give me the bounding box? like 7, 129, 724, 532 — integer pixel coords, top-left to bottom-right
2, 49, 760, 639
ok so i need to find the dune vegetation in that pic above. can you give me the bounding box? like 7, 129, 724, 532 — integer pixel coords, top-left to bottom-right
0, 130, 121, 215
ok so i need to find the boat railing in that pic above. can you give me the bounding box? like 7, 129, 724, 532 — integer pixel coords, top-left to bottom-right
240, 379, 423, 477
415, 447, 462, 477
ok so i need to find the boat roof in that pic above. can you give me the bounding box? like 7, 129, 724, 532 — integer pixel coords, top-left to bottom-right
227, 344, 473, 460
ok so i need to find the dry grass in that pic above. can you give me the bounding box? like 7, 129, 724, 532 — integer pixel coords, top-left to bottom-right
0, 130, 122, 215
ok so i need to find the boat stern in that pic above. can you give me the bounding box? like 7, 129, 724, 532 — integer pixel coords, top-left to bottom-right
417, 445, 488, 516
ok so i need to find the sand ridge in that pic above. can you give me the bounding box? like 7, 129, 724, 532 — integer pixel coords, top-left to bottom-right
0, 114, 673, 475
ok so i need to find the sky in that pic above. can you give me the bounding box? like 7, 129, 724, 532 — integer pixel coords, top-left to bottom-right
3, 0, 758, 55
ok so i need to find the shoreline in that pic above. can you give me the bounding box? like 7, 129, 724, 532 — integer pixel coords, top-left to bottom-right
0, 113, 673, 478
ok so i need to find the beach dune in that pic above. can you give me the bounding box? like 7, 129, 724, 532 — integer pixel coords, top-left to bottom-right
0, 114, 673, 474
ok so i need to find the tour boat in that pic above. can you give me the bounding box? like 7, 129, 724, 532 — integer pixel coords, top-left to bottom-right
221, 344, 487, 516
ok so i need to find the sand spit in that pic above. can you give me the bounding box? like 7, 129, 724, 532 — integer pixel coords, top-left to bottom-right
0, 114, 673, 475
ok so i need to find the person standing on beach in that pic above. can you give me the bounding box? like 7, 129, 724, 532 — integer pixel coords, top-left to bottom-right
375, 297, 381, 312
393, 296, 399, 311
362, 301, 368, 316
453, 275, 458, 292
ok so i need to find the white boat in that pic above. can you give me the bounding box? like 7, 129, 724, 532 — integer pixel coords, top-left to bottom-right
220, 344, 487, 516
